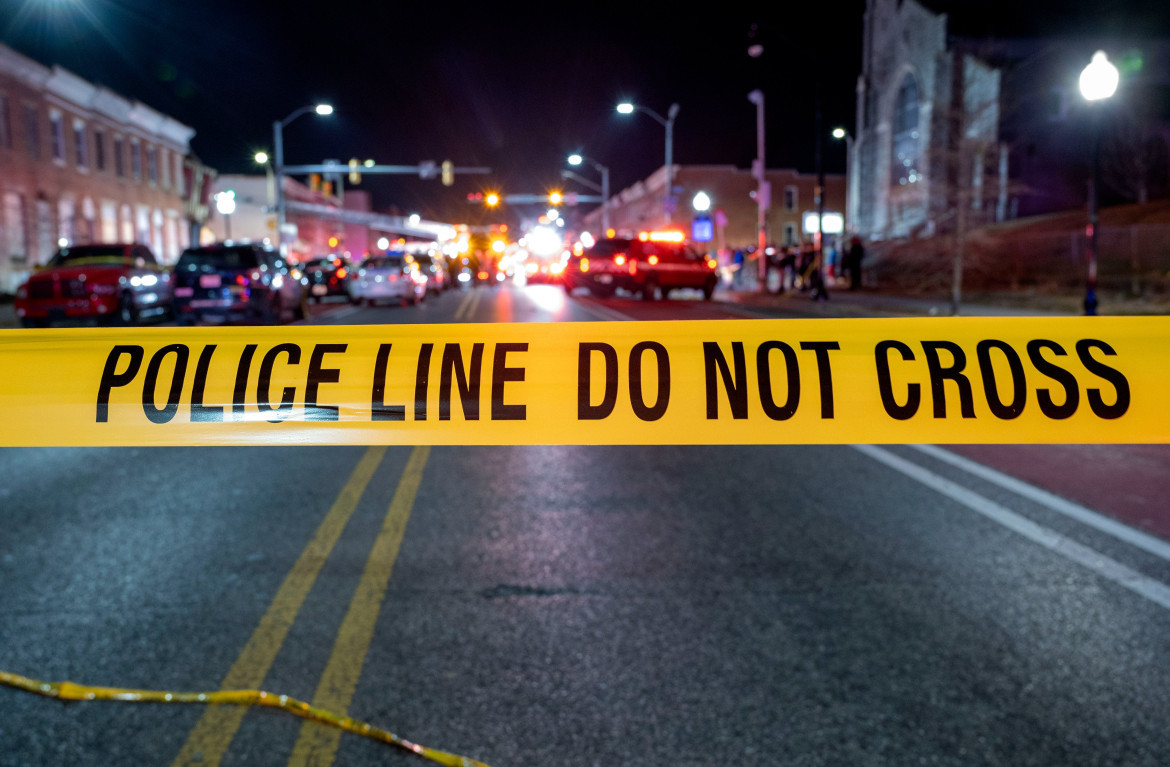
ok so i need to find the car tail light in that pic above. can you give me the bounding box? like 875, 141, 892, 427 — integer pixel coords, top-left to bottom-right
629, 260, 637, 275
614, 254, 625, 266
477, 271, 489, 280
579, 257, 589, 273
236, 274, 249, 287
707, 258, 718, 269
336, 267, 347, 279
648, 255, 659, 266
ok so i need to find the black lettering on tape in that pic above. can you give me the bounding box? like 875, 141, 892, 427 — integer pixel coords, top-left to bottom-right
758, 341, 800, 421
191, 345, 223, 423
257, 343, 300, 423
439, 343, 483, 421
578, 343, 618, 420
96, 345, 144, 423
142, 344, 190, 425
232, 344, 258, 422
305, 343, 347, 422
875, 340, 920, 420
1076, 339, 1131, 419
976, 340, 1026, 419
921, 341, 976, 419
629, 341, 670, 422
491, 343, 527, 421
799, 341, 840, 418
1027, 340, 1079, 419
371, 344, 405, 421
414, 343, 433, 421
703, 342, 747, 420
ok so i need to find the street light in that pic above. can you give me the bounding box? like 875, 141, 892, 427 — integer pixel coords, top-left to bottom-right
616, 101, 680, 224
566, 153, 611, 233
215, 190, 236, 240
748, 89, 768, 288
831, 127, 856, 235
273, 102, 333, 256
1078, 50, 1119, 316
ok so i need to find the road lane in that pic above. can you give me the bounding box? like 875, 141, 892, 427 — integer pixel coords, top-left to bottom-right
3, 284, 1168, 766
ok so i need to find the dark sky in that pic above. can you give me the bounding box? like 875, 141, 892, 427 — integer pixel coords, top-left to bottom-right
2, 0, 1165, 224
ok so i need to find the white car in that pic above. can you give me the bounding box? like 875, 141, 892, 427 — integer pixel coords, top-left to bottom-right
347, 254, 428, 306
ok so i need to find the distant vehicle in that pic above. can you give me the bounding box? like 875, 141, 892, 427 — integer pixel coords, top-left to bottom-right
171, 242, 309, 324
563, 232, 718, 300
14, 243, 172, 327
302, 255, 352, 301
347, 253, 427, 306
411, 253, 448, 295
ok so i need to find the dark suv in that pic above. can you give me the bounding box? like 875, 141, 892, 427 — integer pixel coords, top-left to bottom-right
171, 243, 308, 324
563, 235, 718, 300
303, 255, 352, 301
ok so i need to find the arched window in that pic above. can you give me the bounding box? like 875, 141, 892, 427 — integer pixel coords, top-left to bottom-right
891, 74, 920, 188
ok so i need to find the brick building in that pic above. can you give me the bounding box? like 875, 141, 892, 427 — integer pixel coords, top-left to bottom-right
0, 43, 212, 293
579, 163, 846, 252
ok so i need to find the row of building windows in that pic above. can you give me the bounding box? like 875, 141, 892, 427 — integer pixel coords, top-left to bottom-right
0, 91, 184, 194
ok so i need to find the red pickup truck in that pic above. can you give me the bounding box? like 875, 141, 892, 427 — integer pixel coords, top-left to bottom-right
14, 243, 173, 327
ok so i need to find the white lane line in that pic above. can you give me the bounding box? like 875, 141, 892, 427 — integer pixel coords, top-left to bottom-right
854, 444, 1170, 613
910, 444, 1170, 563
454, 288, 479, 321
570, 297, 635, 322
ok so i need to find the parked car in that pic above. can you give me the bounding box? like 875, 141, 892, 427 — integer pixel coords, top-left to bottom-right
347, 253, 428, 306
171, 242, 308, 324
302, 255, 352, 301
14, 243, 172, 327
562, 233, 719, 300
412, 252, 448, 295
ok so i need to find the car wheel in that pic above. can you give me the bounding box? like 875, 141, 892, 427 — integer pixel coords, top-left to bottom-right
117, 291, 139, 325
642, 277, 659, 301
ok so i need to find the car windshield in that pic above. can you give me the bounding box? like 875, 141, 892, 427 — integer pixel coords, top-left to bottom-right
46, 246, 127, 267
363, 257, 405, 270
584, 240, 633, 258
175, 247, 261, 271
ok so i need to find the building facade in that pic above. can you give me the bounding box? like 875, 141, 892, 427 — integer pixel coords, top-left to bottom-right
852, 0, 1005, 241
0, 43, 211, 292
580, 164, 846, 252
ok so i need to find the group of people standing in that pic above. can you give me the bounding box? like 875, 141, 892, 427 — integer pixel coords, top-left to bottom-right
761, 236, 866, 299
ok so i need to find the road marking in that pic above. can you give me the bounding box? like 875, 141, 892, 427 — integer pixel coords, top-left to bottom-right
170, 446, 387, 767
454, 289, 480, 321
569, 296, 634, 322
854, 444, 1170, 613
287, 445, 430, 766
910, 444, 1170, 563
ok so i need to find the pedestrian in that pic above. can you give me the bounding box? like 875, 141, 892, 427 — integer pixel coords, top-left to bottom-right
732, 248, 745, 288
808, 248, 830, 301
847, 236, 865, 290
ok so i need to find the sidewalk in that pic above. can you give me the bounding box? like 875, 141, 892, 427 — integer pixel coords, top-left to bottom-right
716, 284, 1065, 318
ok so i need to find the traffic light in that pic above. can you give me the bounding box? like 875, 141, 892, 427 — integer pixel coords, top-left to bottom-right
348, 158, 361, 184
485, 192, 500, 207
441, 160, 454, 186
309, 173, 321, 192
549, 191, 563, 205
467, 192, 483, 203
327, 235, 341, 249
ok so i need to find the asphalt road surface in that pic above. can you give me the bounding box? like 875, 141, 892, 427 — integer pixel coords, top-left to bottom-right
2, 282, 1168, 766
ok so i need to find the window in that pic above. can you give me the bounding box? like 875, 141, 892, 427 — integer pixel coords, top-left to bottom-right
49, 110, 65, 163
0, 94, 11, 149
94, 128, 106, 172
73, 119, 87, 169
147, 145, 158, 185
783, 186, 798, 212
130, 138, 142, 181
114, 135, 125, 177
24, 105, 39, 159
891, 73, 921, 188
783, 222, 797, 246
174, 153, 185, 196
159, 148, 170, 190
4, 192, 27, 263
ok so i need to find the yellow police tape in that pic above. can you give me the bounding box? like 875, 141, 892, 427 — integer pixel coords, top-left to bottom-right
1, 317, 1167, 445
0, 669, 489, 767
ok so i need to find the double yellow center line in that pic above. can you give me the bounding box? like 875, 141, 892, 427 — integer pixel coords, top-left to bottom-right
172, 445, 430, 766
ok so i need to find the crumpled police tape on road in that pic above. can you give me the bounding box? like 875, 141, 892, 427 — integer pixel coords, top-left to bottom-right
1, 317, 1165, 446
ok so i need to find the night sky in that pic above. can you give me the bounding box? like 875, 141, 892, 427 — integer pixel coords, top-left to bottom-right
2, 0, 1165, 224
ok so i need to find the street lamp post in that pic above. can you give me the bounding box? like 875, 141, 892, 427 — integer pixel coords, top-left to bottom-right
748, 89, 768, 289
831, 127, 854, 234
567, 153, 610, 233
1078, 50, 1119, 316
617, 101, 680, 224
273, 103, 333, 256
215, 190, 236, 240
